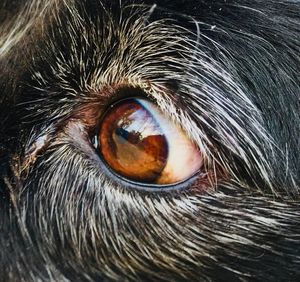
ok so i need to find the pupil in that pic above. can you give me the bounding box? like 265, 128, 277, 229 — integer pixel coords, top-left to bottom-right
99, 99, 169, 183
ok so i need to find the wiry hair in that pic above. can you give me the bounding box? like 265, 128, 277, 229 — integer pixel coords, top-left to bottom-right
0, 0, 299, 281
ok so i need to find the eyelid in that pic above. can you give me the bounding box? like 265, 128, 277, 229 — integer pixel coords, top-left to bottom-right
94, 155, 200, 193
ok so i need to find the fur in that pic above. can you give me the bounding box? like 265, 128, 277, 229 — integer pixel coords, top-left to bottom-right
0, 0, 299, 281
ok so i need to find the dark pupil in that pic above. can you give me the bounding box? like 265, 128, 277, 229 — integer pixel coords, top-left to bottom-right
99, 99, 169, 183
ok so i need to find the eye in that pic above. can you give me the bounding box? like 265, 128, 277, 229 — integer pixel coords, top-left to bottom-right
93, 97, 202, 188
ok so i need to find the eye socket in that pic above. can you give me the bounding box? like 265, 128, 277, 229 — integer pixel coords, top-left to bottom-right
95, 98, 202, 187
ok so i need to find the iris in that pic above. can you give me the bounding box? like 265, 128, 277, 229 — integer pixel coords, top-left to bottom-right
97, 98, 202, 186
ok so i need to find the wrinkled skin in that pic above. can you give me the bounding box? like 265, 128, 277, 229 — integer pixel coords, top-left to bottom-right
0, 0, 299, 281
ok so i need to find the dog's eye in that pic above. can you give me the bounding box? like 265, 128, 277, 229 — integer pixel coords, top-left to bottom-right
94, 98, 202, 187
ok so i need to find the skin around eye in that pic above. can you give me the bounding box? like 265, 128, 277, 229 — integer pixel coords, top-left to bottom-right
97, 98, 202, 185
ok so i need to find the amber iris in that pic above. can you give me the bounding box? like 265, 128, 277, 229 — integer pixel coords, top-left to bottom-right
99, 99, 169, 183
98, 98, 202, 185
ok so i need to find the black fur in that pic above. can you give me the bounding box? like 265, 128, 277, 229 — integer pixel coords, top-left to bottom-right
0, 0, 299, 281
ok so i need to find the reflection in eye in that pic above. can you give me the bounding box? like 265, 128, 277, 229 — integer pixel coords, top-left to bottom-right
96, 98, 202, 185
